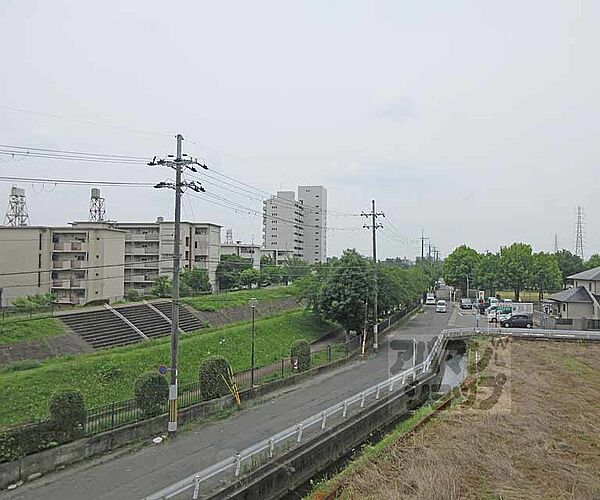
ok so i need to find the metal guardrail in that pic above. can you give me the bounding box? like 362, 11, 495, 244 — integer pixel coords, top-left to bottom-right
145, 326, 600, 499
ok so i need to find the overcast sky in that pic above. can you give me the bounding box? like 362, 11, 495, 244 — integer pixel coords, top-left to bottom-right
1, 1, 597, 260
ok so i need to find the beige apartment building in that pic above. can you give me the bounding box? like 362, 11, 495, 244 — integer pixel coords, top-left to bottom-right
220, 242, 261, 269
0, 218, 222, 306
0, 225, 126, 306
73, 218, 222, 296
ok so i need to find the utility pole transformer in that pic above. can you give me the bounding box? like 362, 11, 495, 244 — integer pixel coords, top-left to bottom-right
362, 200, 384, 351
149, 134, 207, 436
4, 186, 29, 227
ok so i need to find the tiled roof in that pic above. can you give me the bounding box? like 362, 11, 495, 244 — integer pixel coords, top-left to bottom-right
546, 286, 593, 303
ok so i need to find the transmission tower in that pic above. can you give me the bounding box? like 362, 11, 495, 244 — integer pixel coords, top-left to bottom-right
225, 228, 234, 244
89, 188, 106, 222
575, 206, 585, 260
554, 233, 559, 253
4, 186, 29, 226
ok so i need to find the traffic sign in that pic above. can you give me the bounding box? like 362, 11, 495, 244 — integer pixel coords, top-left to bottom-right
158, 365, 168, 375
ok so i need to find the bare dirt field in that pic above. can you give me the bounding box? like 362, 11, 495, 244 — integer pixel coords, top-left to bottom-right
320, 340, 600, 500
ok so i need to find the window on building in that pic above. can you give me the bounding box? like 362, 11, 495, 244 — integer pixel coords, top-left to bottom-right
563, 304, 566, 312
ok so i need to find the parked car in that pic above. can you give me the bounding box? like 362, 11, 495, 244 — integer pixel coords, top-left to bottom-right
436, 300, 447, 313
487, 305, 499, 323
425, 293, 436, 306
460, 298, 472, 309
501, 314, 533, 328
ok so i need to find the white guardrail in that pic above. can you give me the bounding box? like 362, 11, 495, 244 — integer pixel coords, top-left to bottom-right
145, 327, 600, 500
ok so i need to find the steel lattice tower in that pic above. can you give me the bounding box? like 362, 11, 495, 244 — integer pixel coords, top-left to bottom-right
575, 206, 585, 260
4, 186, 29, 226
89, 188, 106, 222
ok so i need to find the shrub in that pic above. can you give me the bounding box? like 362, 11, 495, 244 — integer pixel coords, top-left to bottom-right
199, 356, 232, 401
134, 373, 169, 418
0, 421, 58, 463
49, 390, 86, 438
291, 339, 311, 371
126, 289, 140, 302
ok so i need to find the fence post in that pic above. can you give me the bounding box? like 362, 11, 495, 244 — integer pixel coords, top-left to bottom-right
327, 344, 332, 363
345, 341, 348, 358
269, 437, 275, 458
281, 358, 285, 379
234, 452, 242, 477
111, 401, 116, 430
192, 475, 201, 500
342, 400, 348, 417
360, 392, 365, 408
376, 384, 381, 399
296, 423, 303, 443
321, 410, 327, 429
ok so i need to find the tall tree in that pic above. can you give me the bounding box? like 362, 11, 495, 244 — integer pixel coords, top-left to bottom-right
180, 268, 212, 294
531, 252, 562, 300
280, 257, 310, 284
499, 243, 533, 301
318, 250, 370, 332
151, 276, 172, 298
441, 245, 481, 294
474, 252, 500, 294
585, 254, 600, 270
216, 254, 252, 290
555, 249, 584, 287
240, 268, 260, 289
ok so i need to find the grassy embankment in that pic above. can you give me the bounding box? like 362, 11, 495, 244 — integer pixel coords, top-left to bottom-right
182, 286, 299, 311
0, 317, 64, 346
0, 309, 334, 429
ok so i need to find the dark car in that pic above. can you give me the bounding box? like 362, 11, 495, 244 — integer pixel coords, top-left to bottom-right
460, 298, 472, 309
501, 314, 533, 329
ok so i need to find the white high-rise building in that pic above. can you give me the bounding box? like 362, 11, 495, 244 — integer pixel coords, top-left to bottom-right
262, 191, 305, 259
261, 186, 327, 264
297, 186, 327, 264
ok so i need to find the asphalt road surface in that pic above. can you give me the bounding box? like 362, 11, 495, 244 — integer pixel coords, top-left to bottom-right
2, 304, 452, 500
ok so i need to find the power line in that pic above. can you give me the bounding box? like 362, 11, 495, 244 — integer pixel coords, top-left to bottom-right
0, 176, 157, 187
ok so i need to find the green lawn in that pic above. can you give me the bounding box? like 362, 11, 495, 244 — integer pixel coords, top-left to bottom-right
0, 310, 334, 429
0, 317, 64, 346
182, 286, 299, 311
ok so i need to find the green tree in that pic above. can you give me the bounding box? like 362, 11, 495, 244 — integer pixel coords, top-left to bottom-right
474, 252, 500, 295
441, 245, 481, 295
151, 276, 172, 298
216, 254, 252, 290
259, 256, 281, 286
180, 268, 212, 294
281, 257, 310, 284
240, 268, 260, 288
499, 243, 534, 301
555, 249, 584, 287
318, 250, 370, 332
531, 252, 562, 300
585, 254, 600, 270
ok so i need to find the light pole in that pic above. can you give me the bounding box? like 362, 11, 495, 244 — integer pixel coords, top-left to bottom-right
466, 274, 470, 301
249, 298, 258, 387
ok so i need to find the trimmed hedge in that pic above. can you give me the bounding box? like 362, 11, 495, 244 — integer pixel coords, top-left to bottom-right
0, 421, 58, 463
49, 390, 86, 439
199, 356, 232, 401
291, 339, 311, 371
134, 373, 168, 418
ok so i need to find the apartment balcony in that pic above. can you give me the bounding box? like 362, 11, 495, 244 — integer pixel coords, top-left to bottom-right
125, 274, 158, 283
125, 247, 158, 255
52, 260, 84, 270
125, 233, 160, 241
53, 241, 87, 252
52, 279, 84, 289
125, 261, 160, 269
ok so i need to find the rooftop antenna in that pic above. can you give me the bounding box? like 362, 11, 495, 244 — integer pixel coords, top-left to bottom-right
89, 188, 106, 222
575, 206, 585, 260
4, 186, 29, 226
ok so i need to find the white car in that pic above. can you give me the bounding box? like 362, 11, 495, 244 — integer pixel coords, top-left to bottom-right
425, 294, 436, 306
436, 300, 447, 313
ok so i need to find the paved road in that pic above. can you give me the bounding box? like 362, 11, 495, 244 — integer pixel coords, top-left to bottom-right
2, 305, 452, 500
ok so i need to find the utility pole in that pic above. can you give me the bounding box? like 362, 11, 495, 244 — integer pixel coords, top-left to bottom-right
362, 200, 384, 351
149, 134, 207, 436
420, 229, 429, 267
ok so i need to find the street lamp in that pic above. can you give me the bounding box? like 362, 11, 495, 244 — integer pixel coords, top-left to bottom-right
466, 274, 470, 300
249, 298, 258, 387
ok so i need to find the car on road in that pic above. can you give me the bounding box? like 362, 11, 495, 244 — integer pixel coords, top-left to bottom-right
501, 314, 533, 328
425, 293, 436, 306
436, 300, 447, 313
460, 298, 473, 309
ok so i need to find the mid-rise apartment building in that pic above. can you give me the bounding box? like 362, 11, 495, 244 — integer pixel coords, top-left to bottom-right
73, 218, 221, 296
261, 186, 327, 264
0, 225, 126, 306
220, 242, 261, 269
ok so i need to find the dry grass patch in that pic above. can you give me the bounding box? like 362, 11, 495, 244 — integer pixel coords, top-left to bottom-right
321, 340, 600, 500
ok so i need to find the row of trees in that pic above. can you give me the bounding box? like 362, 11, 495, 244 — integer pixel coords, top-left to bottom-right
215, 254, 311, 290
442, 243, 600, 301
145, 267, 212, 300
296, 249, 434, 333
